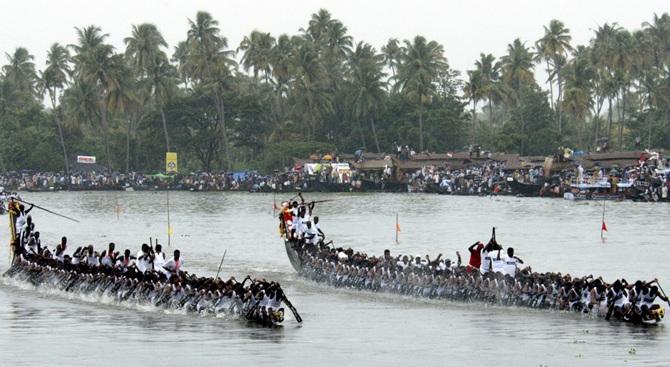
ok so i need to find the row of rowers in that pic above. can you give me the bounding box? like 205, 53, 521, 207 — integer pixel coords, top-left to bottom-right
9, 208, 291, 323
279, 194, 326, 245
14, 211, 183, 278
299, 242, 668, 322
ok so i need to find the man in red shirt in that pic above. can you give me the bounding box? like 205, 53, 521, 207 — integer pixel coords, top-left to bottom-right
466, 241, 484, 272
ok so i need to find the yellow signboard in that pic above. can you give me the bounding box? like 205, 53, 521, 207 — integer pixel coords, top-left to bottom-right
166, 152, 178, 173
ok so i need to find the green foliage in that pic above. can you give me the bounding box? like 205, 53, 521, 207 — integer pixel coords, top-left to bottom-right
1, 10, 670, 174
498, 88, 558, 155
0, 99, 62, 171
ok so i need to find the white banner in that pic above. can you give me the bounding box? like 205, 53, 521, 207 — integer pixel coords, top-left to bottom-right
77, 155, 96, 164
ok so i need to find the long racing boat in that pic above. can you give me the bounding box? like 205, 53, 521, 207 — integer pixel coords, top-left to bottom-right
279, 199, 666, 326
4, 199, 301, 327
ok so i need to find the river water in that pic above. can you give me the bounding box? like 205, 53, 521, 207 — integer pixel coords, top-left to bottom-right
0, 192, 668, 366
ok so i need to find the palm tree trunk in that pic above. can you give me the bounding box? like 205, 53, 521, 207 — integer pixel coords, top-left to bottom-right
356, 120, 366, 149
218, 95, 231, 170
488, 96, 493, 126
49, 94, 69, 174
418, 97, 424, 152
99, 100, 112, 171
646, 110, 652, 149
592, 115, 599, 151
520, 118, 526, 155
616, 94, 623, 150
546, 61, 554, 110
592, 98, 603, 150
557, 66, 563, 135
471, 99, 477, 143
126, 118, 131, 173
160, 106, 171, 152
54, 116, 69, 174
577, 115, 584, 150
607, 97, 613, 145
619, 86, 627, 149
369, 118, 381, 153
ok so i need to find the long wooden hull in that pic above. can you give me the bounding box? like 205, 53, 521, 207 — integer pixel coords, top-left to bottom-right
508, 180, 542, 197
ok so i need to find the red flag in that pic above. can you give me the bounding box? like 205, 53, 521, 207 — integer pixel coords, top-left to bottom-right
601, 221, 608, 232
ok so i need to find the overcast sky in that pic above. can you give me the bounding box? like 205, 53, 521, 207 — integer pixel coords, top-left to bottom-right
1, 0, 668, 80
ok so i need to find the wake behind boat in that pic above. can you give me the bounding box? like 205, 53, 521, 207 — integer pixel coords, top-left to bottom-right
277, 195, 667, 326
4, 199, 302, 327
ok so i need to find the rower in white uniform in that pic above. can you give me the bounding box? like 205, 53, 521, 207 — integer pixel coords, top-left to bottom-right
153, 244, 166, 269
163, 249, 183, 278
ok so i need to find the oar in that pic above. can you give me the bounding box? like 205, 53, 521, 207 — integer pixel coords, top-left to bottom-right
215, 250, 227, 279
14, 198, 80, 223
656, 281, 670, 307
282, 295, 302, 323
605, 300, 617, 321
245, 299, 261, 319
311, 199, 339, 204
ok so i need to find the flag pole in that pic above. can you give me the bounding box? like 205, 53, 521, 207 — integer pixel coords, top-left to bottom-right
600, 199, 606, 241
395, 213, 399, 244
166, 188, 172, 247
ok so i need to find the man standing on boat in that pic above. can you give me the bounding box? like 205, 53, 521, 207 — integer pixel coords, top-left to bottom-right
502, 247, 524, 278
466, 241, 484, 272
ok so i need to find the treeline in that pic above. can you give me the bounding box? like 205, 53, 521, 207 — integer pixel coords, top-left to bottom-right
1, 10, 669, 173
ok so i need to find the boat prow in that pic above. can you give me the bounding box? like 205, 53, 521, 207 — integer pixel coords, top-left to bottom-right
284, 239, 303, 272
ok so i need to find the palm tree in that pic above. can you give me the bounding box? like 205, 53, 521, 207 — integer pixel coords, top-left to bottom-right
239, 30, 276, 83
463, 69, 483, 140
39, 43, 71, 173
591, 23, 620, 145
72, 26, 126, 170
270, 34, 293, 94
500, 39, 535, 105
306, 9, 333, 43
395, 36, 447, 152
70, 25, 108, 63
290, 40, 332, 140
323, 20, 353, 63
106, 66, 139, 173
172, 41, 193, 88
125, 23, 175, 152
563, 46, 594, 148
124, 24, 168, 75
610, 29, 635, 148
642, 13, 670, 69
475, 53, 502, 126
186, 11, 237, 169
381, 38, 403, 80
145, 54, 177, 152
2, 47, 37, 99
536, 20, 572, 134
348, 42, 387, 152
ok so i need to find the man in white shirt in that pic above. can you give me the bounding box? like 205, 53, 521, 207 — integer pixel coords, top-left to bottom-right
163, 249, 183, 278
502, 247, 524, 278
313, 216, 325, 243
84, 245, 100, 267
116, 249, 135, 269
153, 244, 166, 269
302, 221, 319, 246
491, 249, 505, 273
480, 248, 493, 275
100, 243, 117, 267
136, 244, 152, 273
